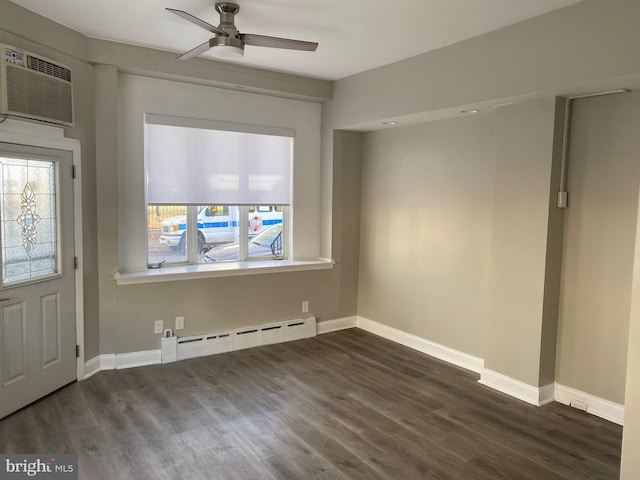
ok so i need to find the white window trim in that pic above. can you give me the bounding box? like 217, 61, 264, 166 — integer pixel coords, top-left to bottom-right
186, 206, 198, 264
115, 258, 335, 285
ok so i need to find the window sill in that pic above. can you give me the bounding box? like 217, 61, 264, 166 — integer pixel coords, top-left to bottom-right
115, 258, 335, 285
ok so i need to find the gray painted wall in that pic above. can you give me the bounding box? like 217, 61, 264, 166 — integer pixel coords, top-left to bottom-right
95, 65, 119, 357
358, 98, 567, 387
115, 270, 341, 354
331, 131, 363, 316
484, 98, 562, 387
359, 114, 496, 357
555, 91, 640, 404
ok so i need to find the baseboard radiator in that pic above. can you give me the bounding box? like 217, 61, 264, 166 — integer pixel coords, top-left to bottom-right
161, 316, 316, 364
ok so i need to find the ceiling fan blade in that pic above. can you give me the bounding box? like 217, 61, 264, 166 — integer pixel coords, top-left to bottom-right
176, 41, 211, 60
239, 33, 318, 51
166, 8, 229, 37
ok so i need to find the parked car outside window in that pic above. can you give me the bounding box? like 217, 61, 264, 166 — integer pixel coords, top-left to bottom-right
204, 224, 283, 262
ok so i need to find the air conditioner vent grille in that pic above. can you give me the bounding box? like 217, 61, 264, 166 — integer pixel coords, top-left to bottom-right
5, 64, 73, 125
28, 56, 71, 82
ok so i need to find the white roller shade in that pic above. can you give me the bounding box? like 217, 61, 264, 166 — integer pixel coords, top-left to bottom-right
146, 120, 293, 205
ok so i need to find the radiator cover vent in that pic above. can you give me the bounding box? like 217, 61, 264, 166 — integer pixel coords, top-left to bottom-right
1, 44, 73, 126
162, 316, 317, 364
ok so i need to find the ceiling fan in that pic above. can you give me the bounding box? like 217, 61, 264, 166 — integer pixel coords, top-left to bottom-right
167, 2, 318, 60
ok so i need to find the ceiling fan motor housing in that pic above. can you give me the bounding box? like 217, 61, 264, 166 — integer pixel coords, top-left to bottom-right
210, 2, 244, 53
215, 2, 240, 21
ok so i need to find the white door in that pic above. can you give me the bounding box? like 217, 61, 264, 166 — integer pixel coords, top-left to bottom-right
0, 143, 76, 419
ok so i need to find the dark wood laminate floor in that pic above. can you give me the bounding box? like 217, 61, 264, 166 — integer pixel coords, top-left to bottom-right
0, 329, 622, 479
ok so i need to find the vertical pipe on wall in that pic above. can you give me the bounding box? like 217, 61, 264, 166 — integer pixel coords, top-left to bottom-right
557, 97, 572, 208
558, 89, 631, 209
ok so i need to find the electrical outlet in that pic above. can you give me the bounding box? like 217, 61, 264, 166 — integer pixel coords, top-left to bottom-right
154, 320, 164, 334
302, 301, 309, 313
175, 316, 185, 330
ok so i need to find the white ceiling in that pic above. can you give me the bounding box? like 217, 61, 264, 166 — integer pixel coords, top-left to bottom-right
10, 0, 583, 81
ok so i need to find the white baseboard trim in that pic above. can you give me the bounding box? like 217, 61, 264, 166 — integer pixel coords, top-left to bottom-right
317, 316, 358, 334
115, 350, 161, 369
539, 383, 556, 406
554, 383, 624, 426
83, 356, 101, 379
99, 354, 116, 371
479, 369, 554, 406
477, 371, 624, 424
84, 351, 160, 374
356, 316, 484, 374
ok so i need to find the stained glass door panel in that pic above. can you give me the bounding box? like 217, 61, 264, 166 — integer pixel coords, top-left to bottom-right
0, 158, 58, 286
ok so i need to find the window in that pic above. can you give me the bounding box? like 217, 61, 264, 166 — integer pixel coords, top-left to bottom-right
147, 204, 188, 264
144, 115, 293, 267
0, 157, 59, 285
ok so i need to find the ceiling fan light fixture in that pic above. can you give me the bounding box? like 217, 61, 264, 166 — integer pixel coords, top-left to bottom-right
208, 35, 244, 59
210, 44, 244, 59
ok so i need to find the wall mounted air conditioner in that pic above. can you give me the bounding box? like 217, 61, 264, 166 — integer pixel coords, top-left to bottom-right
0, 44, 74, 126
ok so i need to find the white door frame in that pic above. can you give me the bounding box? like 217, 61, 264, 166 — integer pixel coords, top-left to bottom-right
0, 118, 85, 380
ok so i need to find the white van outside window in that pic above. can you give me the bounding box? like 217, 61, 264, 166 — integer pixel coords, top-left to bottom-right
158, 205, 236, 253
